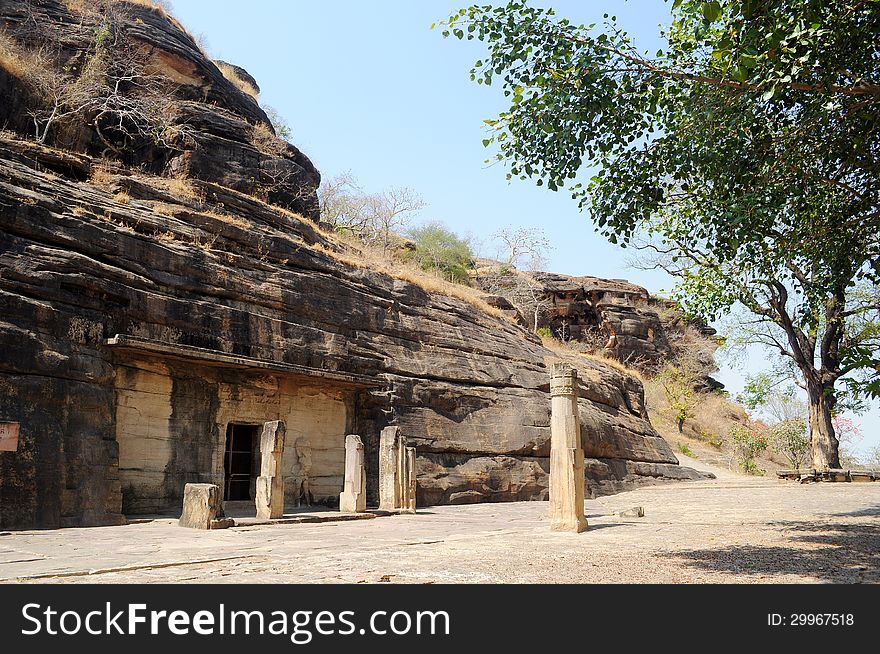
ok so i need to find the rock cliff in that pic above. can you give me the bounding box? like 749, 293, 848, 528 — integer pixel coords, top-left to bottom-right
0, 0, 707, 529
534, 272, 721, 380
0, 0, 319, 217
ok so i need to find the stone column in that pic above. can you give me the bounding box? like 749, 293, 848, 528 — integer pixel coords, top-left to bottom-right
256, 420, 285, 520
404, 446, 417, 513
549, 364, 588, 532
339, 434, 366, 513
379, 426, 401, 511
379, 426, 417, 513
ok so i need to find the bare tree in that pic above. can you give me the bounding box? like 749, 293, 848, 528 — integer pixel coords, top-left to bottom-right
318, 173, 424, 252
248, 120, 318, 206
475, 227, 555, 332
318, 172, 372, 231
478, 267, 553, 332
516, 275, 555, 332
368, 186, 425, 253
493, 227, 552, 271
5, 5, 183, 152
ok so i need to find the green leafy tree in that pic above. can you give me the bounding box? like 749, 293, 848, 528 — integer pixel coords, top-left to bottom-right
736, 373, 806, 421
736, 373, 775, 411
407, 222, 476, 284
768, 418, 809, 470
657, 360, 702, 432
441, 0, 880, 469
263, 106, 292, 141
735, 372, 809, 467
729, 423, 769, 475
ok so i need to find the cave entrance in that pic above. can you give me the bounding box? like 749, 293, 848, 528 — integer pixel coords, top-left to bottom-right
223, 424, 261, 501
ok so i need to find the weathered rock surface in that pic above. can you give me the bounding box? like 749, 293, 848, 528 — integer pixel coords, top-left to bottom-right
0, 1, 709, 529
0, 0, 320, 217
0, 133, 710, 527
533, 272, 720, 376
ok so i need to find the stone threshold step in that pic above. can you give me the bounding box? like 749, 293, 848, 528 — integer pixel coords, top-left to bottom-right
126, 510, 397, 528
234, 510, 395, 527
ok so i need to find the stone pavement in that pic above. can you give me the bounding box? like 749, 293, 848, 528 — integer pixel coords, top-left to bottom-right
1, 473, 877, 584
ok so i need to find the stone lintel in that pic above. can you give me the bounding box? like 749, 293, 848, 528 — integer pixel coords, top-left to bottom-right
105, 334, 381, 388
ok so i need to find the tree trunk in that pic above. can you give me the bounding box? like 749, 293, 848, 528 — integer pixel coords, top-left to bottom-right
806, 381, 840, 470
677, 417, 684, 433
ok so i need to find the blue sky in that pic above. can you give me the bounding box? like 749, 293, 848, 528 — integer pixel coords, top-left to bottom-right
170, 0, 878, 454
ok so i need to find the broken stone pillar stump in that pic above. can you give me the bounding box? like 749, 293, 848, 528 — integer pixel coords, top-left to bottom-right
339, 434, 366, 513
549, 364, 588, 533
379, 426, 417, 513
255, 420, 286, 520
179, 483, 233, 529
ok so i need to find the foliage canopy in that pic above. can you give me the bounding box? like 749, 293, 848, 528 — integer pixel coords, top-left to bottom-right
442, 0, 880, 468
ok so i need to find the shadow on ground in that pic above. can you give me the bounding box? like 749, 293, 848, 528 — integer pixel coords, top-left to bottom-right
661, 511, 880, 582
831, 505, 880, 518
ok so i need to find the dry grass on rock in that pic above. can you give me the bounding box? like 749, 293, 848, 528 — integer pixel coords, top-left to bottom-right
216, 61, 259, 99
309, 228, 513, 324
539, 334, 642, 380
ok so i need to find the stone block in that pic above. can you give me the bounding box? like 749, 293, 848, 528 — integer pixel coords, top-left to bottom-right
179, 483, 231, 529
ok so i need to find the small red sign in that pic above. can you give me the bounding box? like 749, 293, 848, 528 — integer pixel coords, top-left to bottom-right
0, 423, 20, 452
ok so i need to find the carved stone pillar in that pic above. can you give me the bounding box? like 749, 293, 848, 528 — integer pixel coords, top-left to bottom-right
379, 426, 416, 513
255, 420, 285, 520
549, 364, 588, 532
339, 434, 366, 513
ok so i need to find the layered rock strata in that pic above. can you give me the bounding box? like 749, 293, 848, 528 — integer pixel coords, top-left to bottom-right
0, 1, 708, 529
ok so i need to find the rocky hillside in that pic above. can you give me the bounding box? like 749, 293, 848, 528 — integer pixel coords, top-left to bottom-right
0, 0, 319, 216
0, 0, 707, 529
482, 268, 722, 382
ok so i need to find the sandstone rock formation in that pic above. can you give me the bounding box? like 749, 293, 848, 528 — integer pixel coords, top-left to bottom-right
0, 0, 319, 217
532, 272, 721, 379
0, 1, 709, 529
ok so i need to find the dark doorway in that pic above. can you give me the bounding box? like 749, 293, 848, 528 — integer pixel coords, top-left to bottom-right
224, 424, 260, 501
